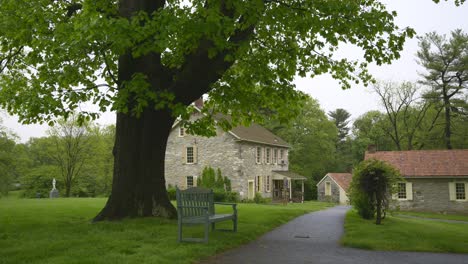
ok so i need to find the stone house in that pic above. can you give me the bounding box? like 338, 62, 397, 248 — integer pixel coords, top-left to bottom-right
165, 102, 306, 201
316, 173, 352, 204
365, 149, 468, 214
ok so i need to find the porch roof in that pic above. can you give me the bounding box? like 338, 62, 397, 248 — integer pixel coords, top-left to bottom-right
272, 170, 307, 181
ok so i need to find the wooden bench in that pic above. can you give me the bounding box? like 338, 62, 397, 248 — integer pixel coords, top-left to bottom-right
176, 187, 237, 243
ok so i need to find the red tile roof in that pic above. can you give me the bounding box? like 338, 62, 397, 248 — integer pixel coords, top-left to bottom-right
365, 149, 468, 177
327, 173, 352, 191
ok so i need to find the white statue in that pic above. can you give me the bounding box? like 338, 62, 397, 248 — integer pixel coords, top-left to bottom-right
52, 178, 56, 190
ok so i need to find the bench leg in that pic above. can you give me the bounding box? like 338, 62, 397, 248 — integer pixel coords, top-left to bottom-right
204, 221, 210, 243
178, 221, 182, 242
211, 222, 215, 231
233, 217, 237, 232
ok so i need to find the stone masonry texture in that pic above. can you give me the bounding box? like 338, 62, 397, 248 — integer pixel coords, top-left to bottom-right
165, 113, 289, 200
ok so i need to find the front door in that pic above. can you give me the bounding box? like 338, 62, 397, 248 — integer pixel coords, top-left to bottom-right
248, 180, 254, 199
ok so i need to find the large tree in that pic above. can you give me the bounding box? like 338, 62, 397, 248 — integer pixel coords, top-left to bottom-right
417, 29, 468, 149
1, 0, 460, 220
372, 81, 431, 150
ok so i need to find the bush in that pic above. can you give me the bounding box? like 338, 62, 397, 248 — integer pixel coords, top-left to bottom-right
20, 165, 60, 198
254, 192, 268, 204
167, 185, 176, 200
349, 159, 402, 224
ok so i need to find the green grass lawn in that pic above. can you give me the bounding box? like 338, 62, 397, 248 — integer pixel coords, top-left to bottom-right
394, 211, 468, 222
0, 195, 332, 264
342, 210, 468, 254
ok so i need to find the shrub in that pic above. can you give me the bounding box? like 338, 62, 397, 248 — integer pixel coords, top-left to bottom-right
166, 185, 176, 200
349, 159, 402, 224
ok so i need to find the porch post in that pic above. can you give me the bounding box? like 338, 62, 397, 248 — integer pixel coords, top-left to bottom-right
301, 180, 304, 203
289, 179, 292, 200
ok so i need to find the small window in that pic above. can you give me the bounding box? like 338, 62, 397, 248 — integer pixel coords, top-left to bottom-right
279, 149, 284, 161
266, 148, 271, 164
398, 182, 407, 199
186, 147, 194, 164
179, 127, 185, 137
256, 147, 262, 164
186, 176, 194, 188
456, 183, 466, 200
273, 149, 278, 164
325, 181, 331, 196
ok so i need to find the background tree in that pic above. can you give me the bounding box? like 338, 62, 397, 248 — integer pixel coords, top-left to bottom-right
264, 96, 337, 199
372, 81, 431, 150
417, 29, 468, 149
349, 159, 402, 225
0, 0, 434, 220
328, 109, 351, 144
48, 116, 91, 197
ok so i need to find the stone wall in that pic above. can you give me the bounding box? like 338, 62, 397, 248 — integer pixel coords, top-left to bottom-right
317, 175, 340, 203
165, 114, 289, 200
395, 178, 468, 214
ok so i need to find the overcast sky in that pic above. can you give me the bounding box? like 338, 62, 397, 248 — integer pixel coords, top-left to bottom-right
2, 0, 468, 142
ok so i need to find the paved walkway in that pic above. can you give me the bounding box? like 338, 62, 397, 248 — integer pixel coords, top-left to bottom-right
202, 206, 468, 264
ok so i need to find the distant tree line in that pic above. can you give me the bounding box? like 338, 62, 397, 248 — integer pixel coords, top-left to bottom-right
0, 115, 115, 198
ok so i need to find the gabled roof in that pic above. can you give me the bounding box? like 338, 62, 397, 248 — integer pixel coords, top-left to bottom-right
317, 173, 352, 191
174, 106, 290, 148
365, 149, 468, 178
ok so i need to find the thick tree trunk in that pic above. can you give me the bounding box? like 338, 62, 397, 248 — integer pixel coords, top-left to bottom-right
94, 108, 177, 221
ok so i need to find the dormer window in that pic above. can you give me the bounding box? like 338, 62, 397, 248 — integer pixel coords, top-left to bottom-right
179, 127, 185, 137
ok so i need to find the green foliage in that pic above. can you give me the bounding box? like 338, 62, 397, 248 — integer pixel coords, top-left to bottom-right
20, 165, 60, 198
263, 96, 337, 199
197, 166, 235, 202
0, 134, 16, 197
417, 29, 468, 149
16, 123, 115, 198
253, 192, 268, 204
0, 0, 418, 134
349, 159, 402, 224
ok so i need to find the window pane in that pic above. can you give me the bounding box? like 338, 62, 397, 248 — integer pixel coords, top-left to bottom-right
398, 183, 406, 199
456, 183, 466, 200
187, 176, 194, 188
186, 147, 194, 163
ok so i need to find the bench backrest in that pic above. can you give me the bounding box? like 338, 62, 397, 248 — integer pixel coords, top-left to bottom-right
176, 187, 215, 217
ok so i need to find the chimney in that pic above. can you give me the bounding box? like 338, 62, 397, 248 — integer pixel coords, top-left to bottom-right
367, 144, 376, 153
194, 98, 203, 109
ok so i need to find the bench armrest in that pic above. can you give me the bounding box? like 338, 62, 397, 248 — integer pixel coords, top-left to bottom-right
213, 202, 237, 215
213, 202, 236, 206
177, 205, 209, 209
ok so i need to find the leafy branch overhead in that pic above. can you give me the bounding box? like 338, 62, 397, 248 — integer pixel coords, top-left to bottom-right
0, 0, 421, 131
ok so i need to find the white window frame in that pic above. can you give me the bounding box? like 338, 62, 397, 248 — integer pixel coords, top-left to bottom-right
455, 182, 467, 201
179, 126, 185, 137
186, 176, 194, 188
266, 148, 271, 164
279, 149, 284, 161
186, 146, 195, 164
397, 182, 407, 199
273, 149, 278, 164
256, 146, 262, 164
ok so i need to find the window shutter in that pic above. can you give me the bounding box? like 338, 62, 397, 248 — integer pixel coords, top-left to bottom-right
449, 182, 456, 201
465, 183, 468, 200
182, 146, 186, 164
406, 182, 413, 200
193, 145, 198, 164
194, 176, 198, 187
260, 176, 263, 192
184, 176, 187, 189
